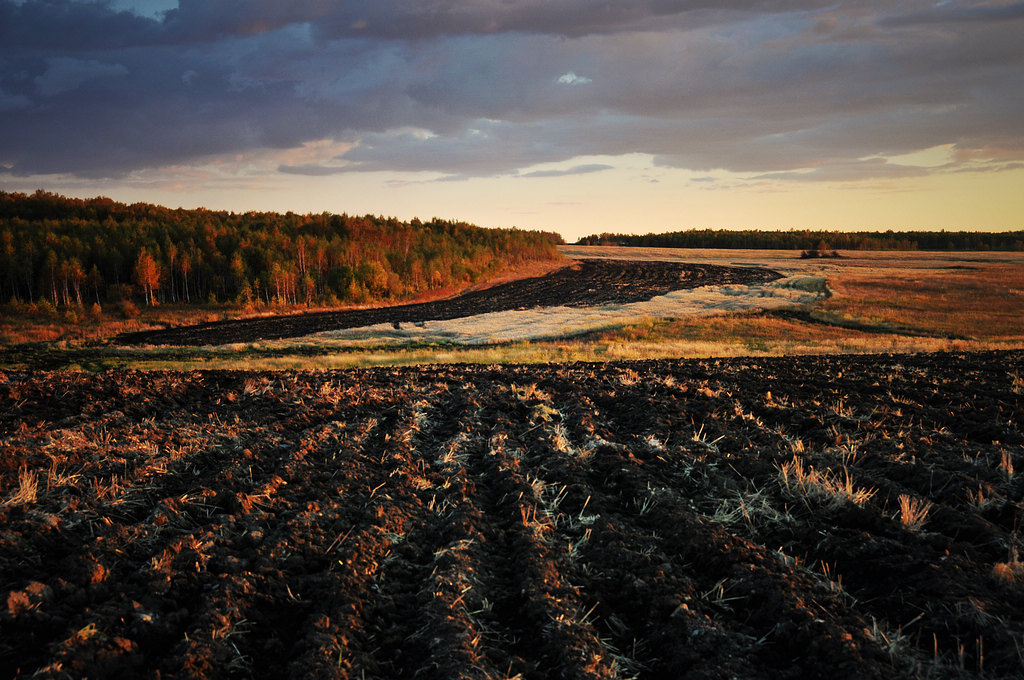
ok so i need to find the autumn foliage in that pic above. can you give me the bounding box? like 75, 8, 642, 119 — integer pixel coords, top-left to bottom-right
0, 190, 563, 309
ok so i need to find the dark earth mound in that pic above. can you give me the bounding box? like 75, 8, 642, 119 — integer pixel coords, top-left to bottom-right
2, 351, 1022, 678
116, 259, 781, 346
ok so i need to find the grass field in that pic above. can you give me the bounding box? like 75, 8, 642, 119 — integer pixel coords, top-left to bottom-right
561, 247, 1024, 353
3, 247, 1023, 370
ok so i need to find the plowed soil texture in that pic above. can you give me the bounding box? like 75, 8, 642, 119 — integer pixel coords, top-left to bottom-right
116, 259, 781, 346
2, 351, 1023, 679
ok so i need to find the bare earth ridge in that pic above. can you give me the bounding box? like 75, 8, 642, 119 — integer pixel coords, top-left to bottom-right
116, 259, 781, 347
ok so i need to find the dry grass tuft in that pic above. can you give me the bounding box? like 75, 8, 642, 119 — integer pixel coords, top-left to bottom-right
999, 450, 1014, 480
4, 467, 38, 507
992, 551, 1024, 585
778, 457, 876, 508
511, 383, 551, 403
967, 485, 999, 510
896, 494, 932, 532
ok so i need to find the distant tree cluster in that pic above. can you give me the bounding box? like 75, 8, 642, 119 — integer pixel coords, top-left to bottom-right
800, 240, 843, 259
0, 190, 563, 312
576, 229, 1024, 252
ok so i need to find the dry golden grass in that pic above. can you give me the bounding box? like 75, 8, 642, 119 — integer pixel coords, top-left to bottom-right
0, 302, 233, 346
589, 312, 871, 350
778, 457, 876, 508
560, 248, 1024, 359
571, 312, 1007, 360
3, 467, 38, 507
896, 494, 932, 532
821, 262, 1024, 340
5, 248, 1024, 369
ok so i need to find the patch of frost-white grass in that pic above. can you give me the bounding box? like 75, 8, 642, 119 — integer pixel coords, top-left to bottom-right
314, 277, 823, 345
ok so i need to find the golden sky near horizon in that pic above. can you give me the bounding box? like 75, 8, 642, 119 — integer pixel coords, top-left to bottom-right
14, 155, 1019, 242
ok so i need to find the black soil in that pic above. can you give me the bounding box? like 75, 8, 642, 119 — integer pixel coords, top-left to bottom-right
116, 259, 781, 346
2, 351, 1022, 678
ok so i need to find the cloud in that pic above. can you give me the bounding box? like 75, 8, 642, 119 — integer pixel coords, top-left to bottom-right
881, 2, 1024, 27
278, 165, 337, 177
34, 57, 129, 97
0, 1, 162, 50
0, 86, 30, 111
110, 0, 178, 19
1, 0, 1023, 184
752, 158, 931, 182
519, 163, 612, 178
278, 163, 354, 176
556, 72, 592, 86
158, 1, 844, 42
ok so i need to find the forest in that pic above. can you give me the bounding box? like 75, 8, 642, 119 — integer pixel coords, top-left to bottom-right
0, 191, 563, 312
577, 228, 1024, 252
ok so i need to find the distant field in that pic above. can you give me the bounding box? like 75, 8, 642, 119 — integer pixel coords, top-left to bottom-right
556, 246, 1024, 359
3, 247, 1023, 370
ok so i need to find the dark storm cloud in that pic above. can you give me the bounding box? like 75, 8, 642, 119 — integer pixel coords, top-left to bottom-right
1, 0, 1023, 181
0, 0, 161, 50
161, 0, 839, 41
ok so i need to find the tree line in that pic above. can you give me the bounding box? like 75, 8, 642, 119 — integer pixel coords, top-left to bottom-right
576, 229, 1024, 252
1, 190, 563, 312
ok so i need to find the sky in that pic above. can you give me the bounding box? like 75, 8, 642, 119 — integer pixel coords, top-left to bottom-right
1, 1, 1023, 241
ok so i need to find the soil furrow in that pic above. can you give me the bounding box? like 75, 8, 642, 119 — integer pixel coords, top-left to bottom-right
282, 405, 432, 679
3, 351, 1023, 678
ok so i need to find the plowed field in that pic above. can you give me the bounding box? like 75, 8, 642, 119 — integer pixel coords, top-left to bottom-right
2, 352, 1023, 678
117, 259, 780, 346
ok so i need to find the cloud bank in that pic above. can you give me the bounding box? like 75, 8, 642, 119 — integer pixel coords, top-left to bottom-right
1, 0, 1022, 182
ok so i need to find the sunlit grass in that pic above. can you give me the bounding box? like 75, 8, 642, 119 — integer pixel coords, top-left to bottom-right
778, 457, 876, 508
5, 250, 1024, 370
6, 310, 1022, 372
0, 303, 236, 346
820, 263, 1024, 340
587, 312, 868, 348
561, 311, 1016, 359
896, 494, 932, 532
